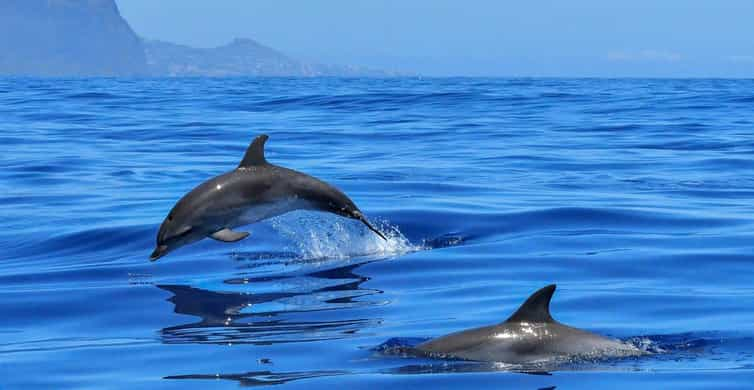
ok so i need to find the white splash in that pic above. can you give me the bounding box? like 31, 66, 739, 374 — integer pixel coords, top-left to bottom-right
269, 211, 421, 260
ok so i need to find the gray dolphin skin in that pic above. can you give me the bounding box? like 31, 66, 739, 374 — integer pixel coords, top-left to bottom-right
416, 284, 644, 363
150, 134, 386, 261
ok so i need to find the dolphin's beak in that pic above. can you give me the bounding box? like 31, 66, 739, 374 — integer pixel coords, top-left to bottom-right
150, 245, 168, 261
352, 211, 387, 241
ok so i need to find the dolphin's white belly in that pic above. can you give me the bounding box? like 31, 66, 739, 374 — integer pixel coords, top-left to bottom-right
231, 197, 314, 227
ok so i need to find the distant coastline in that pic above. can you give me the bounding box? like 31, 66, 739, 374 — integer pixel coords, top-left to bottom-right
143, 38, 396, 78
0, 0, 396, 77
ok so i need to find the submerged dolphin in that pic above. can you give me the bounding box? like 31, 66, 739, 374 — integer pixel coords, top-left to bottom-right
416, 284, 644, 363
151, 134, 386, 261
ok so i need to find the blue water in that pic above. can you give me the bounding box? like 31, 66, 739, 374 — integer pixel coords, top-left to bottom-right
2, 77, 754, 389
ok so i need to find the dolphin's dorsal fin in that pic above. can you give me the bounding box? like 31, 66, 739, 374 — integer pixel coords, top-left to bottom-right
503, 284, 556, 323
238, 134, 269, 167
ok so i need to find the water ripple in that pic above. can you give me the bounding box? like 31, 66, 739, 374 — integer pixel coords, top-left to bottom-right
2, 77, 754, 389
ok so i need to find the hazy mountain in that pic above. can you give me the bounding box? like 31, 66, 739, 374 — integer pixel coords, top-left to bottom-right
144, 38, 393, 77
0, 0, 393, 77
0, 0, 148, 76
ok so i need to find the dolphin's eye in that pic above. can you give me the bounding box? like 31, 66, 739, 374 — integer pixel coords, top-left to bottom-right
168, 215, 173, 222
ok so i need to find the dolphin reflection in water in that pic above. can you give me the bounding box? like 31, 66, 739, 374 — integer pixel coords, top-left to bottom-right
157, 261, 381, 345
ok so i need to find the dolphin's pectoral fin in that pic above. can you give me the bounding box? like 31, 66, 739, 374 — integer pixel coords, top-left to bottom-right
210, 228, 250, 242
238, 134, 269, 168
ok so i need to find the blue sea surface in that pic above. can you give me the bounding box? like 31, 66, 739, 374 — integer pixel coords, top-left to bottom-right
1, 77, 754, 389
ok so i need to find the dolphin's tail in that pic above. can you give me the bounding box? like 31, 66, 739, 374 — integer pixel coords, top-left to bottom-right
353, 211, 387, 241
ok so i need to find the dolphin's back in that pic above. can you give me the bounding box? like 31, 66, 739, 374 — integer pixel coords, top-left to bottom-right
416, 285, 643, 363
234, 164, 351, 208
189, 163, 353, 228
173, 135, 359, 226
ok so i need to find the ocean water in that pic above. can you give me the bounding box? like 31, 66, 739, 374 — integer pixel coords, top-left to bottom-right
1, 77, 754, 389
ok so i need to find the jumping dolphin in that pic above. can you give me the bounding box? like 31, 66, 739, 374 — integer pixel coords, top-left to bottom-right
416, 284, 644, 363
150, 134, 386, 261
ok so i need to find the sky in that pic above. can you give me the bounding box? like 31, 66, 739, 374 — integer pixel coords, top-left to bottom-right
117, 0, 754, 77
